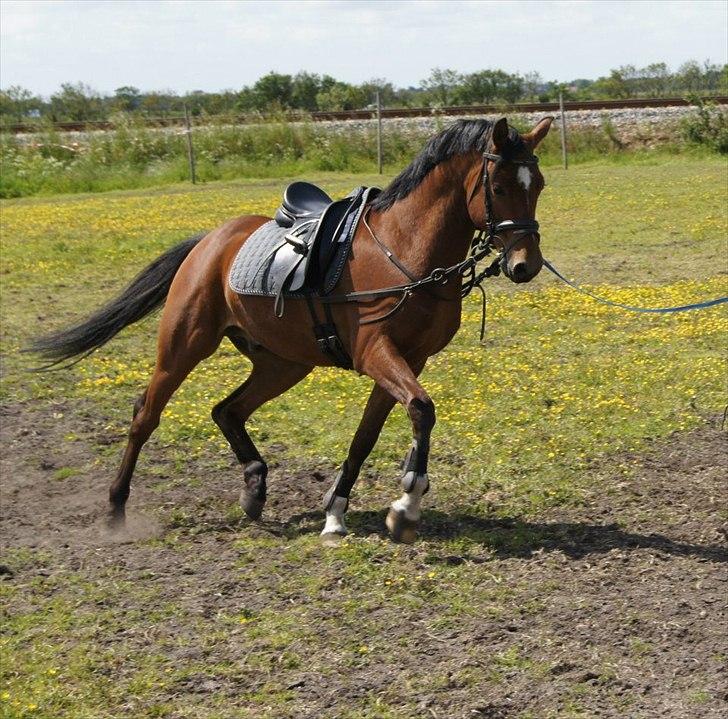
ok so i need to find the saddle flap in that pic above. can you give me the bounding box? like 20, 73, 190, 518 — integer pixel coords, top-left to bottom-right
289, 199, 351, 292
317, 188, 366, 272
269, 240, 307, 295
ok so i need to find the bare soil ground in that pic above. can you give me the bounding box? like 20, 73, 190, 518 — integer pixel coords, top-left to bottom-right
1, 399, 726, 718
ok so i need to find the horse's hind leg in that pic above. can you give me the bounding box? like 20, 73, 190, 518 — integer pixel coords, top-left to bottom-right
211, 348, 312, 519
108, 326, 222, 525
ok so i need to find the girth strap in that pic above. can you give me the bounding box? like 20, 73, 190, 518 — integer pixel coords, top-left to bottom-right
305, 295, 352, 369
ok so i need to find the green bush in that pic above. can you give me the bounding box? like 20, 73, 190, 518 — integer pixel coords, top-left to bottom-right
681, 97, 728, 153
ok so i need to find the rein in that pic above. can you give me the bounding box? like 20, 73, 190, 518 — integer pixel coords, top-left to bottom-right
320, 217, 501, 329
542, 259, 728, 313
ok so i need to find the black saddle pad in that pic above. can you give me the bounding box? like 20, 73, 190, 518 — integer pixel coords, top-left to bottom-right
229, 186, 379, 299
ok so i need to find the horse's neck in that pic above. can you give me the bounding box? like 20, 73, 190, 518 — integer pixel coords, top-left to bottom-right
372, 158, 475, 278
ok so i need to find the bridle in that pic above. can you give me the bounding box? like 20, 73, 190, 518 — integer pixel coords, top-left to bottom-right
472, 150, 541, 275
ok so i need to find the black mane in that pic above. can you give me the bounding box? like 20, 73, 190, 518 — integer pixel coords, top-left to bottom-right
371, 119, 525, 212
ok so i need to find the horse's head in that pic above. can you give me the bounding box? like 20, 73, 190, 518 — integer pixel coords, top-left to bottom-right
466, 117, 553, 283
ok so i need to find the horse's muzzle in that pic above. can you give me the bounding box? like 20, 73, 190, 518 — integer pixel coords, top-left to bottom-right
501, 256, 543, 283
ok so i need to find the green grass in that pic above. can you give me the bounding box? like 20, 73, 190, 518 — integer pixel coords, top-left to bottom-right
1, 156, 727, 717
51, 467, 78, 481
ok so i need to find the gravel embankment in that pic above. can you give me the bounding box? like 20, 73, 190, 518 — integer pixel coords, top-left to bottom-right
10, 104, 725, 149
312, 105, 722, 148
316, 105, 700, 133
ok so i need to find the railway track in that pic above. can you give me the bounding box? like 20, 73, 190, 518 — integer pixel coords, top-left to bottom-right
4, 96, 727, 134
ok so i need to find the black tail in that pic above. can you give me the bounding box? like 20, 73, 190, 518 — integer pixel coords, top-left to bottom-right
28, 233, 206, 369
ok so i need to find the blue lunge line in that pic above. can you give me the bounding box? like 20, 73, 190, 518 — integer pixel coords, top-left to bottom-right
542, 259, 728, 314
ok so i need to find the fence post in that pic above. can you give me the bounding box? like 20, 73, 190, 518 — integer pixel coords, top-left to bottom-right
376, 91, 383, 174
558, 91, 568, 170
184, 104, 197, 184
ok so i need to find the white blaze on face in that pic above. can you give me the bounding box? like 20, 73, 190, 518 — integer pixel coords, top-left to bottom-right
517, 165, 532, 192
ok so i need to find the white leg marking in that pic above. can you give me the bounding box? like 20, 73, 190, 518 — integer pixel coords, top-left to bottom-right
517, 165, 532, 191
321, 495, 348, 536
391, 472, 428, 521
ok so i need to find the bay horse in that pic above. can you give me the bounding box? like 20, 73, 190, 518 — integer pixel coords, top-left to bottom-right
31, 116, 552, 543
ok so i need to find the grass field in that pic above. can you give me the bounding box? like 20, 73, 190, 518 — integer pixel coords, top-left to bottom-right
1, 156, 727, 718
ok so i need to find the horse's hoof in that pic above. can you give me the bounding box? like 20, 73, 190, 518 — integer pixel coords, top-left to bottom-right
106, 508, 126, 531
320, 531, 346, 547
386, 507, 418, 544
239, 489, 265, 520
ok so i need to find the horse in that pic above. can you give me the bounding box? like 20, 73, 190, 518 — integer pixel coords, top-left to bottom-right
31, 116, 553, 543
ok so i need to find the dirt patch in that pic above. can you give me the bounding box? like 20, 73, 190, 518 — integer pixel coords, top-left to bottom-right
1, 400, 726, 718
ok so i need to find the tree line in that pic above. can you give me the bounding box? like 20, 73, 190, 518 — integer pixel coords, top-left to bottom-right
1, 61, 726, 125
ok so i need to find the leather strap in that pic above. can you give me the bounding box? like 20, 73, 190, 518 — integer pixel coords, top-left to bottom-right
362, 209, 419, 282
305, 295, 352, 369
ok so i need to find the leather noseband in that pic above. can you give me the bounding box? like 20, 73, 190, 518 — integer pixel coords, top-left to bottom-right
477, 150, 541, 260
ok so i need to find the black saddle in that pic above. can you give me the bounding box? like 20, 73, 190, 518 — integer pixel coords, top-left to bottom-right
229, 182, 380, 300
274, 181, 333, 228
228, 181, 380, 369
273, 182, 357, 288
270, 182, 377, 296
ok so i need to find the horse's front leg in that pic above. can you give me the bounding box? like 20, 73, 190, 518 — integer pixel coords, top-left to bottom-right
321, 384, 397, 542
363, 341, 434, 544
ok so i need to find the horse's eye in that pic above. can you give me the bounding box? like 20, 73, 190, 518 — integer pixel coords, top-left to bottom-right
492, 185, 505, 196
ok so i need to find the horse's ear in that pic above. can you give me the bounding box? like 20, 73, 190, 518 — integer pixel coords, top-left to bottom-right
492, 117, 509, 151
523, 116, 554, 149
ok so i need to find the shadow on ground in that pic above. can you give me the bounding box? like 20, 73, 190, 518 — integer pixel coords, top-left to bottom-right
236, 508, 727, 563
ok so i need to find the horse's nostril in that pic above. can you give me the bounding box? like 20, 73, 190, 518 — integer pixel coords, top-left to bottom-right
511, 262, 528, 280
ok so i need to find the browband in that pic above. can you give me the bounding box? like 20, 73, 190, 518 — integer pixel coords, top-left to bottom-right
483, 151, 539, 165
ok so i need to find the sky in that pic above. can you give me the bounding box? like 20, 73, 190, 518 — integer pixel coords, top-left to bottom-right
1, 0, 726, 96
